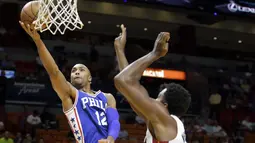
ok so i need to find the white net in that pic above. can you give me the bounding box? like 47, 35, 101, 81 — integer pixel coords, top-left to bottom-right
34, 0, 84, 35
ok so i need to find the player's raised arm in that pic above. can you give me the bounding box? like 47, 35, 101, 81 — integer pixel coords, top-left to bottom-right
114, 24, 128, 71
19, 21, 76, 101
114, 32, 170, 122
114, 25, 147, 119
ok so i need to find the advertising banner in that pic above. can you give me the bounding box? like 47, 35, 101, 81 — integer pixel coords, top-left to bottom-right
6, 80, 59, 102
143, 68, 186, 80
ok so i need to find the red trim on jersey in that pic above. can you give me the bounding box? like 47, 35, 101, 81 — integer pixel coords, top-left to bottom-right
74, 108, 83, 134
153, 139, 169, 143
65, 114, 78, 143
65, 115, 75, 133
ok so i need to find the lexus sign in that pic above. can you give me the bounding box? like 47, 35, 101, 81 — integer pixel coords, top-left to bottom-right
227, 1, 255, 14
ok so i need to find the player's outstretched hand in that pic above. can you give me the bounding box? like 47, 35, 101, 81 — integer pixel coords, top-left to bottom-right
152, 32, 170, 58
19, 21, 40, 41
114, 24, 127, 51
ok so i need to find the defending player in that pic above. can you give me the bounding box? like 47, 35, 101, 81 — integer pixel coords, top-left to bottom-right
19, 21, 120, 143
114, 25, 191, 143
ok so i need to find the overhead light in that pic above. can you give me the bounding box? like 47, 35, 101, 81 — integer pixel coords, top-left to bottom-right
213, 37, 217, 40
88, 21, 91, 24
116, 25, 120, 27
144, 28, 148, 31
238, 40, 242, 43
198, 6, 204, 10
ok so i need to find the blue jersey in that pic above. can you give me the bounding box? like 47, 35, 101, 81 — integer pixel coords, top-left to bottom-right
64, 90, 108, 143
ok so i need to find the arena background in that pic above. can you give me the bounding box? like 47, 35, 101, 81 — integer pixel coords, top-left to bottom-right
0, 0, 255, 142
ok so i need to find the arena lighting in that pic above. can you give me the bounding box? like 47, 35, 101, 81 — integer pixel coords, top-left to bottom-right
88, 21, 91, 24
143, 68, 186, 80
0, 69, 15, 79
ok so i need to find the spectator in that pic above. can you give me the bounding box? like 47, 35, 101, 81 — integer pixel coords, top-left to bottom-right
135, 116, 145, 125
118, 127, 128, 140
14, 132, 22, 143
209, 91, 221, 105
26, 110, 41, 126
202, 119, 216, 135
40, 108, 57, 129
26, 110, 41, 138
212, 121, 227, 137
241, 116, 255, 131
0, 131, 14, 143
202, 119, 227, 137
234, 131, 244, 143
38, 138, 44, 143
209, 90, 221, 121
22, 134, 32, 143
0, 121, 4, 135
241, 80, 250, 93
193, 121, 204, 134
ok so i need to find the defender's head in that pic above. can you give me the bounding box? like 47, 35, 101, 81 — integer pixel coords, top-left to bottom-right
156, 83, 191, 116
70, 64, 92, 89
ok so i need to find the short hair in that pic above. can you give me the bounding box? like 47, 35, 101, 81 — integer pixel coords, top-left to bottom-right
33, 110, 39, 115
161, 83, 191, 116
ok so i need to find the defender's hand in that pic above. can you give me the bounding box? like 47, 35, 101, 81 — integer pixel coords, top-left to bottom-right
114, 24, 127, 51
152, 32, 170, 58
19, 21, 40, 41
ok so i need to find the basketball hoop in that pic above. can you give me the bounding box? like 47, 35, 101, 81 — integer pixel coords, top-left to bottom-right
34, 0, 84, 35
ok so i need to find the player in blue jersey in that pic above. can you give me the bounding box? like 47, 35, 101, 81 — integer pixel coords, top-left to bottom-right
19, 21, 120, 143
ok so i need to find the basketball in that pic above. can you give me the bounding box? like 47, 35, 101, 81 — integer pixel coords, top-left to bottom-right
20, 1, 40, 25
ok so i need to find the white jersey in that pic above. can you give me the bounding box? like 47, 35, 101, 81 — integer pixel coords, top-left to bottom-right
144, 115, 187, 143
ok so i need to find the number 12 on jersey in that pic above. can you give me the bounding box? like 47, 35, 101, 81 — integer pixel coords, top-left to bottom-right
95, 111, 107, 126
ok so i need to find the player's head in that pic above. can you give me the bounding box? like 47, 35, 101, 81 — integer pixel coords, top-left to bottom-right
70, 64, 92, 89
156, 83, 191, 116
